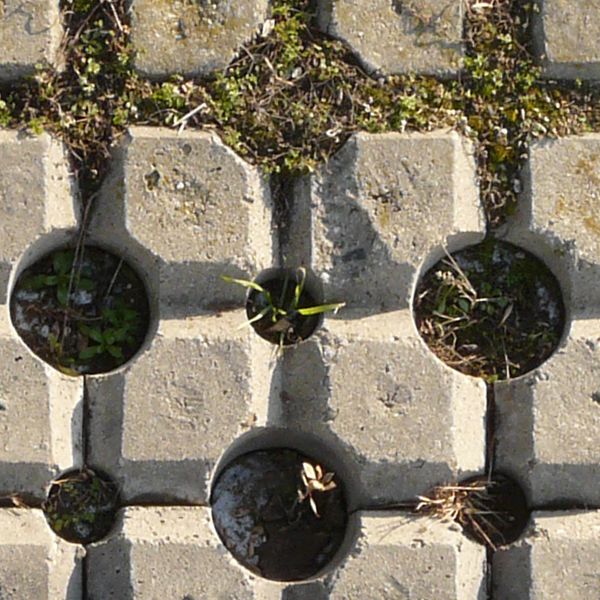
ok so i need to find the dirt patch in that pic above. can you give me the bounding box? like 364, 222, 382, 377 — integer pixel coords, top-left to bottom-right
10, 246, 150, 375
414, 239, 565, 381
211, 448, 348, 581
43, 467, 119, 544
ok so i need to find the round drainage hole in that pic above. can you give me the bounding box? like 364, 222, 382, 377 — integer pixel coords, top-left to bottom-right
43, 467, 119, 544
10, 246, 150, 375
223, 268, 343, 346
416, 474, 529, 549
414, 239, 565, 381
211, 448, 348, 581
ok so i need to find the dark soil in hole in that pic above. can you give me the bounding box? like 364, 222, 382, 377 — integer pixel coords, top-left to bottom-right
211, 448, 347, 581
246, 269, 322, 346
42, 467, 119, 544
10, 246, 150, 375
414, 239, 565, 381
417, 473, 529, 549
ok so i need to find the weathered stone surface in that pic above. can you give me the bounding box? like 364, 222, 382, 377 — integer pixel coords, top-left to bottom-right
0, 131, 81, 499
129, 0, 270, 78
317, 0, 464, 76
87, 312, 274, 503
288, 130, 484, 311
0, 319, 83, 498
507, 135, 600, 315
326, 512, 486, 598
282, 311, 487, 505
91, 127, 275, 318
0, 509, 83, 599
0, 0, 62, 81
0, 130, 77, 305
87, 506, 282, 599
533, 0, 600, 80
495, 319, 600, 506
494, 511, 600, 599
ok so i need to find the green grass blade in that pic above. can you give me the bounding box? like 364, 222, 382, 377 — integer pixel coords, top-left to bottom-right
293, 267, 307, 309
220, 274, 267, 294
297, 302, 346, 316
235, 306, 271, 330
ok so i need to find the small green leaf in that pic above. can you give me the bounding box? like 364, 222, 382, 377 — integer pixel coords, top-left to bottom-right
86, 327, 104, 344
79, 346, 101, 360
297, 302, 345, 316
107, 345, 123, 359
53, 251, 73, 276
22, 274, 49, 290
457, 298, 470, 313
57, 284, 69, 306
44, 275, 59, 286
103, 330, 116, 345
77, 278, 95, 291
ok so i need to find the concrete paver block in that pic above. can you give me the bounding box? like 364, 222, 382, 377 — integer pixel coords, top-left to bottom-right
533, 0, 600, 80
282, 312, 487, 505
0, 130, 77, 305
87, 506, 282, 599
494, 511, 600, 599
0, 509, 82, 599
87, 312, 275, 503
129, 0, 270, 78
288, 131, 484, 311
0, 0, 62, 81
326, 512, 486, 599
495, 319, 600, 506
317, 0, 464, 76
92, 127, 275, 317
512, 134, 600, 313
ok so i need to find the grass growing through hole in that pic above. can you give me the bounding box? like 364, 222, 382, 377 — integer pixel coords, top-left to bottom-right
222, 267, 345, 346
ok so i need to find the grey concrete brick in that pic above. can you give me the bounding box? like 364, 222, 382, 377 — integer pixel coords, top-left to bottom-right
494, 511, 600, 599
86, 506, 283, 599
288, 130, 484, 311
0, 130, 78, 305
87, 312, 275, 503
0, 509, 83, 599
495, 319, 600, 506
91, 127, 275, 318
0, 0, 62, 81
318, 0, 464, 76
533, 0, 600, 80
0, 131, 82, 499
128, 0, 270, 78
282, 311, 487, 506
326, 512, 486, 599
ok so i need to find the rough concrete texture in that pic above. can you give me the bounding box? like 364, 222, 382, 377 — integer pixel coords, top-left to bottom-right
282, 311, 487, 505
0, 131, 82, 499
495, 319, 600, 506
326, 512, 486, 599
129, 0, 270, 78
288, 130, 485, 311
317, 0, 464, 76
507, 135, 600, 315
495, 134, 600, 506
494, 511, 600, 599
0, 509, 83, 599
90, 126, 275, 317
87, 311, 276, 503
533, 0, 600, 80
0, 0, 62, 81
87, 506, 284, 599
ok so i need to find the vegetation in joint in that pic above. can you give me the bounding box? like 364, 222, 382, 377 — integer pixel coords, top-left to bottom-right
0, 0, 599, 224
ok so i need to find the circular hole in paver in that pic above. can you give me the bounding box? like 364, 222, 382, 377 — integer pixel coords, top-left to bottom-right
211, 447, 348, 581
10, 245, 150, 375
42, 467, 119, 544
244, 268, 327, 346
416, 473, 529, 549
414, 239, 565, 381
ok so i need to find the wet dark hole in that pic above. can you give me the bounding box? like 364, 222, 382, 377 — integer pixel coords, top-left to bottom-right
413, 239, 565, 381
43, 467, 119, 544
211, 448, 348, 581
245, 268, 324, 346
10, 245, 150, 375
